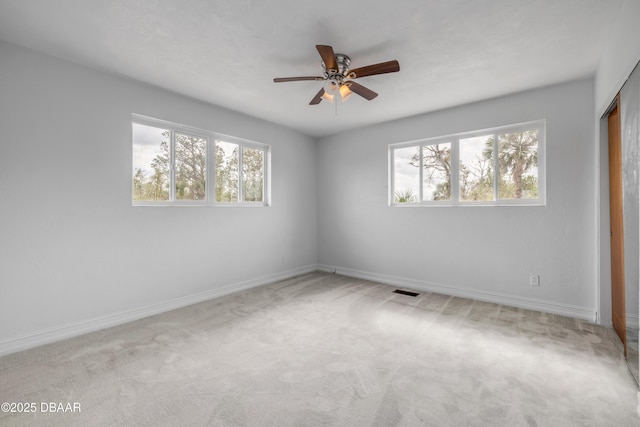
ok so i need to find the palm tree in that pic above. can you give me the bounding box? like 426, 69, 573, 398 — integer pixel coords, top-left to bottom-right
496, 131, 538, 199
394, 188, 416, 203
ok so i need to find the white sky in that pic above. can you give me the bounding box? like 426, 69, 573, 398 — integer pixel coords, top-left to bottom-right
394, 146, 420, 196
459, 135, 491, 166
132, 123, 167, 176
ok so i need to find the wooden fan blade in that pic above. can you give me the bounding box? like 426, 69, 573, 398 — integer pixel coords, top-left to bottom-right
309, 88, 325, 105
274, 76, 325, 83
316, 45, 338, 71
347, 60, 400, 79
345, 81, 378, 100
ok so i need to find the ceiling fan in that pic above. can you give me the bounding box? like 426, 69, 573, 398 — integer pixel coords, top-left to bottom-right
273, 45, 400, 105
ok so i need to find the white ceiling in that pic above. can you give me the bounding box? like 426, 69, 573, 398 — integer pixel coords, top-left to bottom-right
0, 0, 623, 137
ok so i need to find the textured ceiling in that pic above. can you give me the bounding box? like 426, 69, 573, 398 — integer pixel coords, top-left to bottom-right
0, 0, 624, 137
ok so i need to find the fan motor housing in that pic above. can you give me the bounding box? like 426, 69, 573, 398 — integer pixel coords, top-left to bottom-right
323, 53, 351, 81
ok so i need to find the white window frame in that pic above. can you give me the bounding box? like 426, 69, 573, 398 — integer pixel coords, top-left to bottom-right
389, 120, 546, 207
132, 114, 270, 207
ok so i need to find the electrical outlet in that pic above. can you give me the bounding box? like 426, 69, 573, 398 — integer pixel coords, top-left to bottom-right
529, 274, 540, 286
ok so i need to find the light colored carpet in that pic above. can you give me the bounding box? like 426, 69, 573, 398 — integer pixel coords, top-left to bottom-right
0, 272, 638, 426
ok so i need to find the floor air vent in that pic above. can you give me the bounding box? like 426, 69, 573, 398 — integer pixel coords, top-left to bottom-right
393, 289, 420, 297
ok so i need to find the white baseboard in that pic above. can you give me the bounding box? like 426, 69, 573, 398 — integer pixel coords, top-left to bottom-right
0, 265, 317, 357
0, 264, 599, 356
318, 264, 597, 322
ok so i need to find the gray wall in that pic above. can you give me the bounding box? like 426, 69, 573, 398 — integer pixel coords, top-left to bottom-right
0, 41, 318, 353
317, 79, 596, 319
595, 0, 640, 117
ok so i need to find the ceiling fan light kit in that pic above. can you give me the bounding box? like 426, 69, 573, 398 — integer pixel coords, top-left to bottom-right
274, 45, 399, 106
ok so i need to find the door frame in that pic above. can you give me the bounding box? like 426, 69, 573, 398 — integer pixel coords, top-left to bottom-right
607, 94, 627, 355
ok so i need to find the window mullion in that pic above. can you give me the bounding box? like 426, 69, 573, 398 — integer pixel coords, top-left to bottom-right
170, 130, 176, 201
213, 140, 219, 204
419, 146, 424, 202
205, 137, 211, 203
238, 146, 244, 203
493, 133, 499, 201
389, 148, 396, 205
264, 147, 270, 206
451, 139, 460, 202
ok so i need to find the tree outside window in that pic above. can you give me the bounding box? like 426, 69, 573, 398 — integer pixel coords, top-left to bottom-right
132, 116, 268, 206
391, 121, 543, 206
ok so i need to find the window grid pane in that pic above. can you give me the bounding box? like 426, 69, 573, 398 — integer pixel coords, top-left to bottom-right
132, 123, 170, 201
393, 146, 420, 203
242, 147, 264, 202
175, 133, 207, 201
215, 141, 239, 203
497, 130, 539, 200
422, 143, 452, 201
459, 135, 495, 202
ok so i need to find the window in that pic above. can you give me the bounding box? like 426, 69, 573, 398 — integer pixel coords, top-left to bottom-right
390, 120, 545, 206
214, 140, 265, 203
132, 115, 269, 206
